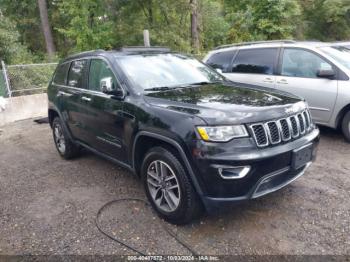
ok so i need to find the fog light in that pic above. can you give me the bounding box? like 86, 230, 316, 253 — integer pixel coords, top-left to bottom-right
214, 165, 251, 179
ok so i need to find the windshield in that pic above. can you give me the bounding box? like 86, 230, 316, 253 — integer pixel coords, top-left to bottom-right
319, 46, 350, 70
116, 53, 224, 91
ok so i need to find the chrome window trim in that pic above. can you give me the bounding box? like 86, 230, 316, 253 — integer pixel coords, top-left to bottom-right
54, 84, 109, 97
52, 55, 126, 96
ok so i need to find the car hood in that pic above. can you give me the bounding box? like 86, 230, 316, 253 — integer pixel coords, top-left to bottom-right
143, 82, 305, 125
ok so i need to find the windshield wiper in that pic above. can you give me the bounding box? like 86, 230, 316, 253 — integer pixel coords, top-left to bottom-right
144, 86, 174, 92
144, 85, 191, 92
144, 81, 222, 92
188, 80, 221, 86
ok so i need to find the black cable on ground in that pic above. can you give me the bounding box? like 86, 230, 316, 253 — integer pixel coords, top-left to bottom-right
95, 198, 199, 257
33, 117, 49, 124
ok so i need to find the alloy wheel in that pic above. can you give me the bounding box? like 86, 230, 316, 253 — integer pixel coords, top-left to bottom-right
53, 123, 66, 154
146, 160, 181, 212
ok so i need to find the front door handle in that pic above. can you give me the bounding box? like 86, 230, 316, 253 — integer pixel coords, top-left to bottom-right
57, 91, 72, 97
263, 77, 274, 83
81, 96, 91, 102
277, 79, 288, 84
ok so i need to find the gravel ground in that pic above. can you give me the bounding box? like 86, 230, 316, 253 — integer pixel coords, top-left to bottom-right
0, 119, 349, 256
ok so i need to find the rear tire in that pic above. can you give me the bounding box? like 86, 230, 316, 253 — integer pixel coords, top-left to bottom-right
341, 111, 350, 143
141, 146, 203, 224
52, 117, 80, 159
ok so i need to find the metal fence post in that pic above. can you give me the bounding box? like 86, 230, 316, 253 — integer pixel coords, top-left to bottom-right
1, 60, 12, 98
143, 29, 150, 47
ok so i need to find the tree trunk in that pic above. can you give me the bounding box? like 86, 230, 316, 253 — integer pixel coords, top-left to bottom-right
190, 0, 200, 53
37, 0, 55, 60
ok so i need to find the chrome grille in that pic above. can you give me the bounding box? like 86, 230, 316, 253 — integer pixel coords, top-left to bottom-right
289, 116, 299, 138
250, 124, 268, 147
279, 118, 291, 141
303, 111, 311, 131
266, 121, 281, 144
249, 110, 313, 148
298, 113, 306, 134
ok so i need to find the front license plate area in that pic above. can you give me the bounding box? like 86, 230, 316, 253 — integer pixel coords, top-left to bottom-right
292, 143, 313, 170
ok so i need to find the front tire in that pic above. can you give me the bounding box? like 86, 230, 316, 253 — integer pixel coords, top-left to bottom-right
141, 147, 203, 224
341, 111, 350, 143
52, 117, 80, 159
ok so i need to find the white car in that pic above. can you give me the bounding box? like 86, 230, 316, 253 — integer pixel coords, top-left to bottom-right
332, 41, 350, 49
204, 40, 350, 142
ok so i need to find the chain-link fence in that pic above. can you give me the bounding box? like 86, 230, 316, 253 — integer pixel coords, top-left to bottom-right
1, 61, 57, 97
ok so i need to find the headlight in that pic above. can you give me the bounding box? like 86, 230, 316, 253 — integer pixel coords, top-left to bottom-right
196, 125, 249, 142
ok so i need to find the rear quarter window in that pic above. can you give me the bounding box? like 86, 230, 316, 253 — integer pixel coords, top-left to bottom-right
231, 48, 278, 75
206, 50, 235, 72
53, 63, 70, 85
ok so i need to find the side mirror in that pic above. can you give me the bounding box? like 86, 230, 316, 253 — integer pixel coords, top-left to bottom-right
316, 69, 335, 79
100, 77, 124, 98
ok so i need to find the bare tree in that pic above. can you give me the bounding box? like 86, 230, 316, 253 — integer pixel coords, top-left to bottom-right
190, 0, 199, 53
37, 0, 55, 60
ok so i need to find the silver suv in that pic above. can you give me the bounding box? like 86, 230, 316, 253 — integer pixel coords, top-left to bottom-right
203, 40, 350, 142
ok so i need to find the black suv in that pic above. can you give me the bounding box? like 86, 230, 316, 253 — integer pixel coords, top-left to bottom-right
48, 47, 320, 224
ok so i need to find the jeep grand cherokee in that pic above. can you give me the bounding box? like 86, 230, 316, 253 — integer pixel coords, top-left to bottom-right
48, 47, 320, 224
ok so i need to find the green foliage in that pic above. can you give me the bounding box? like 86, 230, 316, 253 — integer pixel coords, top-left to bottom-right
111, 0, 193, 52
0, 0, 45, 57
1, 0, 350, 63
302, 0, 350, 41
55, 0, 116, 52
224, 0, 301, 43
0, 15, 34, 64
200, 0, 230, 50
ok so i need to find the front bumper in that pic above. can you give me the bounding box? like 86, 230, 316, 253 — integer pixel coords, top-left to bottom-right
189, 128, 320, 210
202, 162, 311, 210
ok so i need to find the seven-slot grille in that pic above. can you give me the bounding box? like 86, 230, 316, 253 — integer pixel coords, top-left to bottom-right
250, 110, 313, 148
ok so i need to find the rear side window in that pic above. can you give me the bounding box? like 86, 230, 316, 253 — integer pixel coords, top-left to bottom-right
53, 63, 70, 85
206, 50, 235, 72
231, 48, 278, 75
67, 60, 87, 88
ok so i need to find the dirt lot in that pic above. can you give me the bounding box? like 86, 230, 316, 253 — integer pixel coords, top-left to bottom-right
0, 119, 349, 256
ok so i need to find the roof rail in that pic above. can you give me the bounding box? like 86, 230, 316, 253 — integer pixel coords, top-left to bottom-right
120, 46, 171, 52
64, 49, 105, 60
214, 40, 296, 50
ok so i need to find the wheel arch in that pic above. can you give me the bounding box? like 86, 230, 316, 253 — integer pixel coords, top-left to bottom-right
48, 108, 59, 127
132, 131, 204, 197
335, 103, 350, 129
48, 106, 74, 142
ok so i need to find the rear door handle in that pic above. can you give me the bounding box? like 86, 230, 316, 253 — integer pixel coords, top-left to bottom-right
81, 96, 91, 102
263, 77, 274, 83
277, 79, 288, 84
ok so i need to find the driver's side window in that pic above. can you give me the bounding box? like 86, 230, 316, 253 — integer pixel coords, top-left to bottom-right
88, 59, 119, 92
281, 49, 333, 78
